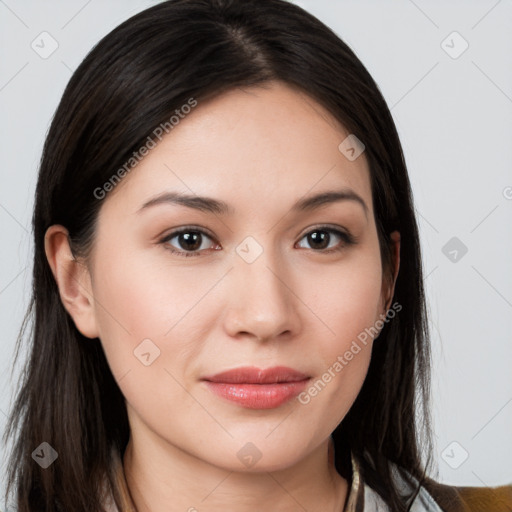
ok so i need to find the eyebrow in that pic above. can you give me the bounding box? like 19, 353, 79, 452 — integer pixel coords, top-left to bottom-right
137, 188, 369, 218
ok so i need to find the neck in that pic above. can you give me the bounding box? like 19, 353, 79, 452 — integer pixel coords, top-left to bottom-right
123, 432, 349, 512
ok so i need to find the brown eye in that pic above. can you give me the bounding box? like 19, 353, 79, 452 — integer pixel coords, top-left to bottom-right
296, 227, 356, 253
160, 227, 218, 257
174, 231, 203, 251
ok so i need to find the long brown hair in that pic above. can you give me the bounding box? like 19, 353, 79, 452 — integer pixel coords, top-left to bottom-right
3, 1, 433, 510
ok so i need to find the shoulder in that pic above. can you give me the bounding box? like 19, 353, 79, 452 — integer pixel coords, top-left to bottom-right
421, 476, 512, 512
355, 454, 512, 512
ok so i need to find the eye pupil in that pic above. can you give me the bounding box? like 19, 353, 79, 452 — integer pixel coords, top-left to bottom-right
308, 230, 329, 250
179, 232, 202, 251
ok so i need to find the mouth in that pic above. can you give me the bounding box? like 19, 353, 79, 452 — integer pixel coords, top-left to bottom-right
201, 366, 311, 409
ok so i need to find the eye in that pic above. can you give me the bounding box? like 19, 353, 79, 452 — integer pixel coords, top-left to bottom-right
296, 226, 356, 253
159, 225, 357, 258
159, 227, 219, 257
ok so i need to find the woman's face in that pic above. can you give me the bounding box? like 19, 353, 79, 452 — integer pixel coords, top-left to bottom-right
64, 81, 398, 472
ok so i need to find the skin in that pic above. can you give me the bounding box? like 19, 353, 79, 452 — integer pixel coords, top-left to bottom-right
45, 80, 400, 512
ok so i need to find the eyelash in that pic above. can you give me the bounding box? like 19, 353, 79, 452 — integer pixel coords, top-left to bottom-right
158, 225, 357, 258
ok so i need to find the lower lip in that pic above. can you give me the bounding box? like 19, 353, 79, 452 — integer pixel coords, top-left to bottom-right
204, 379, 310, 409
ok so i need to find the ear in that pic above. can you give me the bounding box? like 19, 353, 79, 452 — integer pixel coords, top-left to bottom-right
381, 230, 400, 313
44, 225, 99, 339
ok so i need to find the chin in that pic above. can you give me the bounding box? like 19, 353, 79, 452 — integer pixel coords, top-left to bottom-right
205, 438, 312, 474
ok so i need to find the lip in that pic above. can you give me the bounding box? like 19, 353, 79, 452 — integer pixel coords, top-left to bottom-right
202, 366, 310, 409
203, 366, 309, 384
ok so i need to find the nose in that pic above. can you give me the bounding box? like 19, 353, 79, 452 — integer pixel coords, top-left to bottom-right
222, 245, 301, 343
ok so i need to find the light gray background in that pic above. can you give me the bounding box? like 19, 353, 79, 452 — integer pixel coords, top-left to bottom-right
1, 0, 511, 505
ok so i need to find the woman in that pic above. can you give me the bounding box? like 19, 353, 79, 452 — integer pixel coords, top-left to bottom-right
3, 0, 511, 511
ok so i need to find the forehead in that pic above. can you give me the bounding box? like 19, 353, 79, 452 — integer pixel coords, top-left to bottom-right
101, 80, 373, 220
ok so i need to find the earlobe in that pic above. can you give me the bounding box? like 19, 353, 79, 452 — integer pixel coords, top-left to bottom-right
44, 225, 99, 339
383, 230, 401, 313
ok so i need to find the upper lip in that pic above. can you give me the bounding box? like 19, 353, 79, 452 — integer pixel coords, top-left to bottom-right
202, 366, 310, 384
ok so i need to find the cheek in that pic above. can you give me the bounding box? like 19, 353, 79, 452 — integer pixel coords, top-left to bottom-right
89, 253, 207, 425
298, 287, 377, 437
308, 246, 384, 352
90, 243, 226, 389
296, 246, 382, 419
94, 241, 206, 331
